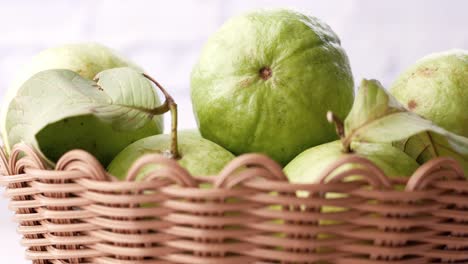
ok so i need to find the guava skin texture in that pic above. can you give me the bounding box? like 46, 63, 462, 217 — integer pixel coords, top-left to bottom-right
284, 140, 419, 220
284, 140, 420, 184
0, 42, 144, 152
390, 50, 468, 137
36, 115, 162, 167
5, 68, 164, 167
107, 131, 235, 180
191, 9, 354, 166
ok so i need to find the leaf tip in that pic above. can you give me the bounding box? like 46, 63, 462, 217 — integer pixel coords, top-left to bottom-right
360, 78, 384, 90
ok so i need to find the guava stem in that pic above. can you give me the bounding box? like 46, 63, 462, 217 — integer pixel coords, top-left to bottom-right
142, 73, 173, 115
326, 111, 351, 153
169, 102, 179, 159
142, 73, 179, 159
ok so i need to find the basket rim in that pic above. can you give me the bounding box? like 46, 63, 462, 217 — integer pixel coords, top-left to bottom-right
0, 143, 466, 193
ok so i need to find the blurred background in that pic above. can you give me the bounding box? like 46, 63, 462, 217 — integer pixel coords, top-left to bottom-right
0, 0, 466, 262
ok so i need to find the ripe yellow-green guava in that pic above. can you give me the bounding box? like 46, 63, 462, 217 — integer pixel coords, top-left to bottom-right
1, 42, 146, 153
284, 141, 419, 183
284, 140, 419, 220
107, 130, 235, 180
6, 68, 164, 166
191, 9, 354, 166
390, 49, 468, 137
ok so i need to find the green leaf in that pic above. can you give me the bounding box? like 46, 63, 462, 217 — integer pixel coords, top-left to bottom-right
344, 79, 405, 129
92, 67, 162, 131
6, 67, 163, 165
392, 132, 436, 164
344, 79, 468, 174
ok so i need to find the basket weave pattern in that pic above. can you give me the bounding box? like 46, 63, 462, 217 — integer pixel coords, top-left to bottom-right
0, 143, 467, 264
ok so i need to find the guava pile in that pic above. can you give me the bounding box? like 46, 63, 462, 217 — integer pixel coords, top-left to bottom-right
2, 9, 467, 184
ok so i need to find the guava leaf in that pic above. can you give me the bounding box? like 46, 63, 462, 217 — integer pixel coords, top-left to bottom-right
92, 67, 161, 131
5, 67, 161, 161
343, 79, 468, 170
393, 132, 468, 174
392, 132, 437, 164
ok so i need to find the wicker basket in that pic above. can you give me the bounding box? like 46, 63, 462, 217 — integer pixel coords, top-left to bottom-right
0, 143, 466, 264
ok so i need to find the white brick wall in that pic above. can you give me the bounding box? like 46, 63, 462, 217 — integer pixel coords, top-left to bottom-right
0, 0, 466, 262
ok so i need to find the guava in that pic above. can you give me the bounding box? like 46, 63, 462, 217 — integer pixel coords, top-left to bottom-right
390, 49, 468, 137
191, 9, 354, 166
283, 139, 418, 227
6, 68, 164, 166
107, 130, 235, 180
284, 141, 419, 184
1, 42, 143, 152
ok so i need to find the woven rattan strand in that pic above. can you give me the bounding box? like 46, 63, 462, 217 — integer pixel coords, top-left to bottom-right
0, 143, 466, 263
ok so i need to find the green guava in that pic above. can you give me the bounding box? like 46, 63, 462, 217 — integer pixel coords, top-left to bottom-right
35, 115, 161, 166
284, 141, 419, 184
107, 130, 235, 180
191, 9, 354, 166
390, 49, 468, 137
1, 42, 143, 152
6, 68, 163, 166
284, 140, 419, 220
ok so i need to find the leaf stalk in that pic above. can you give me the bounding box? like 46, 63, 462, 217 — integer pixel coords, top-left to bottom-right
142, 73, 179, 159
327, 111, 351, 153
